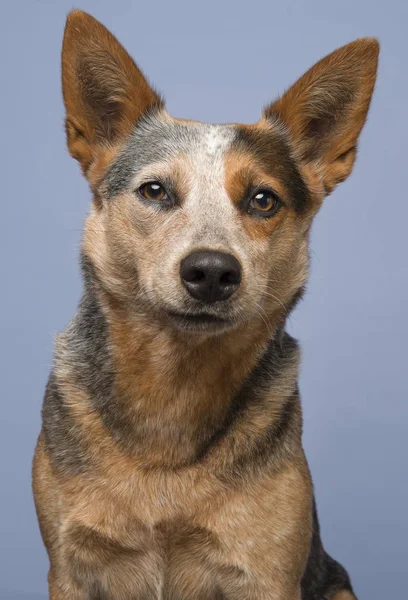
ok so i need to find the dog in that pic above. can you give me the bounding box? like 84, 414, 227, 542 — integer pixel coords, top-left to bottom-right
32, 9, 379, 599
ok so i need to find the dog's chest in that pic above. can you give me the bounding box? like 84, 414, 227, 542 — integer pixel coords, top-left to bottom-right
155, 520, 229, 599
65, 516, 235, 599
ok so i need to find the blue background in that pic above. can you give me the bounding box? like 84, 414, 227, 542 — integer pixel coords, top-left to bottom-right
1, 0, 407, 598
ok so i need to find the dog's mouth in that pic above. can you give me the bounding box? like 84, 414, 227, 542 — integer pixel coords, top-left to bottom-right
165, 310, 235, 333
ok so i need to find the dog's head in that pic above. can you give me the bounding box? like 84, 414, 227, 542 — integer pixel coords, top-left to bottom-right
62, 11, 378, 334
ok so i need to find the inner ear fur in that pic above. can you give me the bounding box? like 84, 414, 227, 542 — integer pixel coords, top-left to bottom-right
264, 38, 379, 193
62, 10, 163, 175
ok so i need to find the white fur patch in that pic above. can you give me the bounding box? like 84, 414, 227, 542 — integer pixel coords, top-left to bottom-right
182, 124, 239, 249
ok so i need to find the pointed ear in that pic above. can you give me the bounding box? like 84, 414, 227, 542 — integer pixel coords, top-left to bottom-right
263, 39, 379, 194
62, 10, 163, 175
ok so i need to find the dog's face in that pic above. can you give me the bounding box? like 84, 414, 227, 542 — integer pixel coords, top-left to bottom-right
85, 114, 312, 334
63, 11, 378, 334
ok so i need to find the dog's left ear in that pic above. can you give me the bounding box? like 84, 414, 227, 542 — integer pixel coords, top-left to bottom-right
263, 38, 379, 194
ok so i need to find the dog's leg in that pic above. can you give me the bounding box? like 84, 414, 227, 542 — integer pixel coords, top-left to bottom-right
332, 592, 358, 600
48, 573, 60, 600
48, 571, 84, 600
205, 460, 312, 600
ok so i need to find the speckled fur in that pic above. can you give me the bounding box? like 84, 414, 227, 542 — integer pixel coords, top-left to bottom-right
33, 10, 378, 600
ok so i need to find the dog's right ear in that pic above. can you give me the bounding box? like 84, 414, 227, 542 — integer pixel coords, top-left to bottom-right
62, 10, 163, 175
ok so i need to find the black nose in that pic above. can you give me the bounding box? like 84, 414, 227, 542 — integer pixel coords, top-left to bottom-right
180, 251, 242, 303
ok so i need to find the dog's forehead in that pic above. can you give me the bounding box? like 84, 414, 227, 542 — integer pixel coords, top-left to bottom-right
131, 110, 236, 160
106, 111, 234, 195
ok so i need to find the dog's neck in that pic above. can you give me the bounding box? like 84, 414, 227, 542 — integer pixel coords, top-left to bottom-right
58, 265, 301, 468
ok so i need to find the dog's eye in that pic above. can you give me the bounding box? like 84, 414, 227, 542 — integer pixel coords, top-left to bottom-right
251, 191, 278, 212
249, 190, 281, 216
139, 182, 168, 202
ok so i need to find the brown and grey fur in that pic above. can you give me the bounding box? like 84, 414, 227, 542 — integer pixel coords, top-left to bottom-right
32, 10, 379, 600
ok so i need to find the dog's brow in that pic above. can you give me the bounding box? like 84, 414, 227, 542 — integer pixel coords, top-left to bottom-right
105, 111, 310, 216
105, 111, 234, 198
104, 111, 181, 196
232, 125, 310, 213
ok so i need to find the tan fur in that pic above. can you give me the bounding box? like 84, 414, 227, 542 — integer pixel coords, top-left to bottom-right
224, 148, 290, 240
332, 592, 357, 600
33, 10, 378, 599
34, 328, 309, 598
